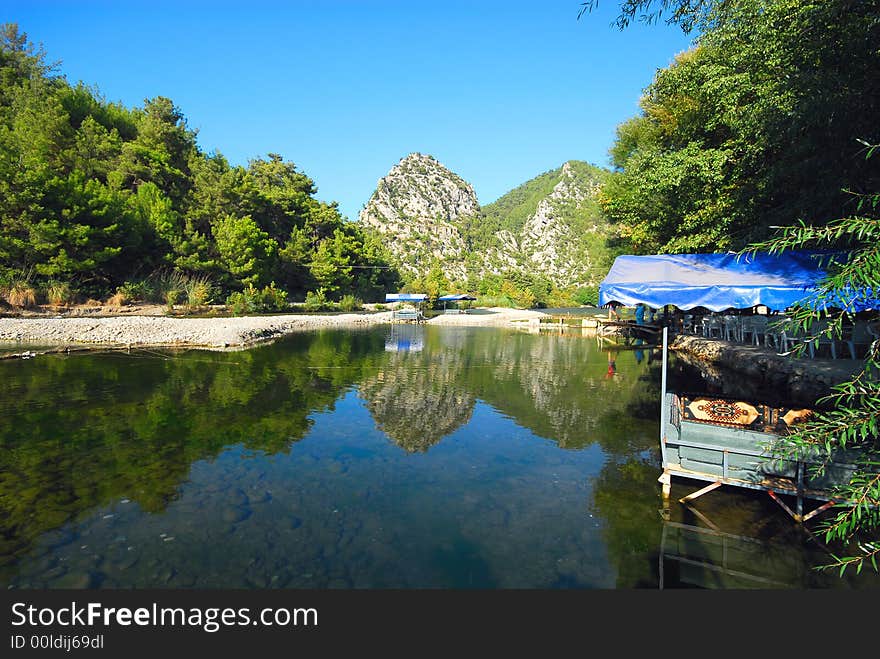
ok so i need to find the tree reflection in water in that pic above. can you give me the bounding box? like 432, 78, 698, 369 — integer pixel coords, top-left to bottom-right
2, 326, 875, 588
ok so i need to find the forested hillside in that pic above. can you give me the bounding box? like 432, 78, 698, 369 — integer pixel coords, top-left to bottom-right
0, 24, 401, 310
600, 0, 880, 254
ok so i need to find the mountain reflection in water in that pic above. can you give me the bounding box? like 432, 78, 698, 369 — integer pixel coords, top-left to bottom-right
0, 325, 876, 589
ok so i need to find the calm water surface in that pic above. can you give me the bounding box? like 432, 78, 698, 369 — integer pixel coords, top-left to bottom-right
1, 325, 876, 589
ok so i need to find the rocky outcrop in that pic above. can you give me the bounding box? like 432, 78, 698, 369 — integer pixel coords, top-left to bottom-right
358, 154, 611, 287
513, 161, 607, 287
357, 153, 478, 281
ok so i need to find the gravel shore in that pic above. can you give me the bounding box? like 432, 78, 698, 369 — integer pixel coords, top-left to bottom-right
0, 312, 396, 349
0, 307, 553, 349
423, 307, 549, 326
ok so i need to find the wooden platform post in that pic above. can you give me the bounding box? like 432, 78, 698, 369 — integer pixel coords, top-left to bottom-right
658, 471, 671, 501
801, 499, 836, 523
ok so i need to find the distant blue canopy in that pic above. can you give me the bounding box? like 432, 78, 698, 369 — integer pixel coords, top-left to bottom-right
598, 251, 878, 312
437, 294, 476, 301
386, 293, 427, 302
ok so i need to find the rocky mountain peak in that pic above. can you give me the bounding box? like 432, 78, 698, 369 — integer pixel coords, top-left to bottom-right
357, 155, 611, 288
357, 153, 479, 280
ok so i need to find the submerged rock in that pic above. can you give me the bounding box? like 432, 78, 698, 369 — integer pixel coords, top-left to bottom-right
49, 570, 101, 589
221, 506, 251, 524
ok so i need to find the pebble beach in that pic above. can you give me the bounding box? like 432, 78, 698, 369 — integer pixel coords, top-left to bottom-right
0, 307, 552, 349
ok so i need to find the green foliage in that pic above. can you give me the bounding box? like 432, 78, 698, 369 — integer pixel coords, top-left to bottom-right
475, 294, 516, 309
257, 281, 288, 312
116, 279, 150, 302
182, 274, 214, 309
164, 288, 179, 310
0, 24, 401, 304
740, 146, 880, 574
225, 282, 289, 316
337, 294, 362, 312
408, 262, 451, 309
309, 228, 355, 295
480, 167, 563, 235
578, 0, 715, 33
573, 285, 599, 306
601, 0, 880, 255
224, 289, 253, 316
213, 214, 278, 289
147, 269, 186, 305
302, 288, 330, 312
470, 269, 583, 309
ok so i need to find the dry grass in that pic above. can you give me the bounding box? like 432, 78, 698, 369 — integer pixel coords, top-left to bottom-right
184, 275, 214, 308
106, 292, 128, 307
46, 281, 75, 306
6, 282, 37, 308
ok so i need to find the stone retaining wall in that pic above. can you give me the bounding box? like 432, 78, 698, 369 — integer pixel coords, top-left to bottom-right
670, 334, 863, 407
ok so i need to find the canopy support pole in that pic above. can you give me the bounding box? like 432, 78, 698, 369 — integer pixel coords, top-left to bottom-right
659, 325, 670, 504
660, 326, 668, 466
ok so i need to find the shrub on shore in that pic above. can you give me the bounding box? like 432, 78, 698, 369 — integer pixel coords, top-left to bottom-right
302, 288, 330, 312
226, 282, 290, 316
6, 281, 37, 308
183, 275, 215, 310
475, 295, 516, 309
45, 281, 76, 306
338, 295, 363, 312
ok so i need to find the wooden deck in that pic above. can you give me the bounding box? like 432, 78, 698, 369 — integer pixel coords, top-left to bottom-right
597, 319, 663, 341
660, 392, 860, 521
391, 309, 426, 324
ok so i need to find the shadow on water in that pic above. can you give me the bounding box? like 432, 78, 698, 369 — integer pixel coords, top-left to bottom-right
0, 325, 877, 588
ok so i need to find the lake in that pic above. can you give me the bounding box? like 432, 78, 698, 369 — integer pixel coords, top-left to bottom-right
1, 325, 876, 589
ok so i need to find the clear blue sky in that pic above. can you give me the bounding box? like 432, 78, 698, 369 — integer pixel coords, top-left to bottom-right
7, 0, 694, 221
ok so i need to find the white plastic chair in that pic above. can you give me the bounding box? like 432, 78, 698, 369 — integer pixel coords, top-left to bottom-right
841, 321, 877, 360
702, 316, 722, 338
770, 317, 796, 354
722, 316, 740, 342
681, 314, 695, 335
741, 316, 770, 346
804, 319, 839, 359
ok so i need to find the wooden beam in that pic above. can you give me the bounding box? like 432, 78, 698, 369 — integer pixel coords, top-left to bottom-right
658, 471, 671, 501
682, 503, 722, 532
679, 480, 722, 503
767, 489, 800, 521
801, 499, 837, 523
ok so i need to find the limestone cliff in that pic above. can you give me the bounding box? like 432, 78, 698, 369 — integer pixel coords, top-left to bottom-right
357, 153, 478, 281
358, 154, 612, 288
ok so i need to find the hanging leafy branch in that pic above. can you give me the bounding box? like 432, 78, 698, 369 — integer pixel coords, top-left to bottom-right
741, 145, 880, 575
577, 0, 720, 33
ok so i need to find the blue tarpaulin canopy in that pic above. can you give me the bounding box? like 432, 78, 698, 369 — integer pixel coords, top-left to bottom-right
598, 251, 878, 312
386, 293, 427, 302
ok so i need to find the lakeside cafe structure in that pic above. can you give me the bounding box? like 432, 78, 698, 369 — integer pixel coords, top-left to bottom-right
385, 293, 428, 323
598, 251, 880, 523
437, 293, 476, 314
385, 292, 478, 321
